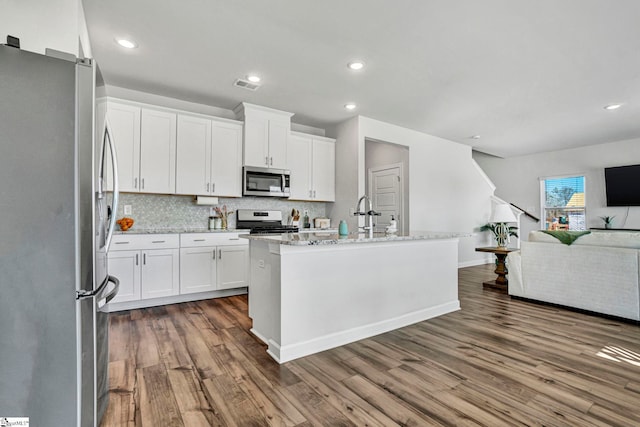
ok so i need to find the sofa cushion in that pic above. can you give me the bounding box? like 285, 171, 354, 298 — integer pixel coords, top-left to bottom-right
529, 230, 640, 249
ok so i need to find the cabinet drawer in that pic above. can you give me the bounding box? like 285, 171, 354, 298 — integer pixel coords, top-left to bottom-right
180, 232, 248, 248
111, 234, 179, 251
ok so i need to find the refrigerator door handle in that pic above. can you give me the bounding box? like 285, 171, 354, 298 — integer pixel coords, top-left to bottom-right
101, 275, 120, 305
103, 118, 120, 252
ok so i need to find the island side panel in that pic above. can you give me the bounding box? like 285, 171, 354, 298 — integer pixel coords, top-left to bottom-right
276, 238, 459, 362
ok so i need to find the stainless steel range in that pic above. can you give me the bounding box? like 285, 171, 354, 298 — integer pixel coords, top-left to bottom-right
237, 209, 299, 234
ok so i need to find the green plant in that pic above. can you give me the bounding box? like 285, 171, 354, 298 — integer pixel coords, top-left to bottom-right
599, 215, 615, 225
480, 223, 519, 238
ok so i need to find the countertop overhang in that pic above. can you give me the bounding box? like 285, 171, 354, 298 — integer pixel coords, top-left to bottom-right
241, 230, 471, 246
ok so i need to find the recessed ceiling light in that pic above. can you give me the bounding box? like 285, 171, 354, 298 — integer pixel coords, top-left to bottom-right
344, 103, 357, 110
470, 135, 481, 140
115, 38, 137, 49
247, 75, 261, 83
604, 104, 622, 110
347, 61, 365, 71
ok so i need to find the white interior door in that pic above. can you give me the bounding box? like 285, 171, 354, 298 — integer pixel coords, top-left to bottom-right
368, 163, 403, 233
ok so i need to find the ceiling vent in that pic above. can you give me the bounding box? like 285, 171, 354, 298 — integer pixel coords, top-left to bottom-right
233, 78, 261, 91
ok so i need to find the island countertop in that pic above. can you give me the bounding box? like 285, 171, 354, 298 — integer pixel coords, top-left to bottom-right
242, 230, 471, 246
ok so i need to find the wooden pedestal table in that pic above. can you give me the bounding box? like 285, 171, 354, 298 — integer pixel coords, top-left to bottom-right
475, 246, 517, 292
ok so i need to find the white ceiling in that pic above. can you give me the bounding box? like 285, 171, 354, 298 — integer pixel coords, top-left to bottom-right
82, 0, 640, 158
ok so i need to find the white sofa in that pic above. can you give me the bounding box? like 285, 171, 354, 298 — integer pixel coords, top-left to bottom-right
507, 230, 640, 321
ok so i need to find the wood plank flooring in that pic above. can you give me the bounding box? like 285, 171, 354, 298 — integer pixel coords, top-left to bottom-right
101, 264, 640, 426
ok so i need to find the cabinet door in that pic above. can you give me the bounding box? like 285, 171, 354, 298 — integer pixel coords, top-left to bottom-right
140, 109, 177, 194
312, 138, 336, 201
179, 247, 217, 294
176, 114, 211, 195
107, 250, 141, 303
287, 134, 313, 200
141, 248, 179, 299
268, 119, 289, 169
211, 121, 242, 196
106, 102, 141, 192
217, 245, 249, 290
243, 116, 269, 167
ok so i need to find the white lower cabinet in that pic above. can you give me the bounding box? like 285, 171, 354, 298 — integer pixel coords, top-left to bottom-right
107, 250, 141, 303
108, 234, 180, 305
179, 232, 249, 294
108, 232, 248, 310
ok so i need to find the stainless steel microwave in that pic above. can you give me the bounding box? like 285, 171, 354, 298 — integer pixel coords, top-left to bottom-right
243, 166, 290, 197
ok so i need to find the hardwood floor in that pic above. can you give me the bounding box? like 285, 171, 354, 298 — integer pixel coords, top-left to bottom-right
101, 264, 640, 426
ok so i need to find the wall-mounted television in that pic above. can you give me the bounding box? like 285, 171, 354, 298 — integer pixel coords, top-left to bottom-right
604, 164, 640, 206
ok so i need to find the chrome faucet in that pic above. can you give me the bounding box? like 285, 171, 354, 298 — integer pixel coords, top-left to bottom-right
354, 195, 381, 238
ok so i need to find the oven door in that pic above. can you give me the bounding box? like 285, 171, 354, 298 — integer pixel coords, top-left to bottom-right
243, 166, 290, 197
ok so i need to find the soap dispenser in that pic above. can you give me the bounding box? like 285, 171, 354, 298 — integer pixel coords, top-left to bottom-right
339, 220, 348, 236
386, 215, 398, 234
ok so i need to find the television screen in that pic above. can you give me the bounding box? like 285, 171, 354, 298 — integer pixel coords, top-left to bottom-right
605, 164, 640, 206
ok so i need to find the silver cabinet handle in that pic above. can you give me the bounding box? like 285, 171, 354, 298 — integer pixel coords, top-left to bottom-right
313, 190, 316, 198
228, 238, 240, 241
193, 239, 206, 242
219, 249, 222, 259
212, 183, 215, 193
141, 178, 145, 189
115, 241, 130, 245
206, 182, 210, 192
143, 253, 146, 265
265, 156, 269, 165
152, 240, 165, 243
135, 253, 139, 265
270, 157, 273, 166
213, 249, 216, 260
134, 177, 138, 189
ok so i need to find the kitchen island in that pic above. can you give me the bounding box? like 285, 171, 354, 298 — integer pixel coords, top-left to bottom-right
244, 231, 466, 363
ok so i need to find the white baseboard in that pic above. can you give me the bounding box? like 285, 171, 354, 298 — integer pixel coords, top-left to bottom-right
107, 287, 247, 312
459, 258, 492, 268
272, 300, 460, 364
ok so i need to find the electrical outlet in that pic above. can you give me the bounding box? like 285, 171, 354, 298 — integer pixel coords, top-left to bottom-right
124, 205, 132, 215
258, 259, 265, 268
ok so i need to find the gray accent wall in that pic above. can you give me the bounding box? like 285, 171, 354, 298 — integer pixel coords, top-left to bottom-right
473, 138, 640, 240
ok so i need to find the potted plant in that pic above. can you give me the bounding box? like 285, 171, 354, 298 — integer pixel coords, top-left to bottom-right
599, 215, 615, 229
480, 222, 519, 247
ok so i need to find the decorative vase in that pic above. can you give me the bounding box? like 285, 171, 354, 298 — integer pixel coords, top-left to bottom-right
221, 216, 228, 230
605, 223, 611, 229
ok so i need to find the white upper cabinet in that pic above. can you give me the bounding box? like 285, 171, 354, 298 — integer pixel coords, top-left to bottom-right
235, 103, 293, 169
106, 102, 140, 192
288, 132, 335, 201
106, 101, 176, 194
176, 114, 242, 197
139, 109, 177, 194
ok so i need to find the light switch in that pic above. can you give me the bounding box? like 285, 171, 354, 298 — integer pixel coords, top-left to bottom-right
124, 205, 132, 215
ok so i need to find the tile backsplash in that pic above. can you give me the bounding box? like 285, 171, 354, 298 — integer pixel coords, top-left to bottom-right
114, 193, 328, 230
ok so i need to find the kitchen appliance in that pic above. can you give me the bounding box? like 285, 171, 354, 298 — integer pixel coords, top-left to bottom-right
237, 209, 299, 234
243, 166, 290, 197
0, 44, 120, 426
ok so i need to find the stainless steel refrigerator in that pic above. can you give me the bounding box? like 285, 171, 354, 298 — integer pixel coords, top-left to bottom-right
0, 44, 120, 426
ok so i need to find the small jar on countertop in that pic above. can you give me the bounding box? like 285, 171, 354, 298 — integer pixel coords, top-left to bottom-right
339, 220, 348, 236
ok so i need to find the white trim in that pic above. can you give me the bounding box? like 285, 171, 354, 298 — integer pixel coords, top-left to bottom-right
459, 258, 493, 268
106, 287, 247, 312
264, 301, 460, 364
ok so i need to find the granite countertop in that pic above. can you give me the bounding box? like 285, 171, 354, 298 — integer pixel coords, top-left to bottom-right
114, 228, 250, 235
242, 230, 471, 246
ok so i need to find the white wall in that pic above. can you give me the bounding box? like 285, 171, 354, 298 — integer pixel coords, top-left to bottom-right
2, 0, 79, 55
473, 137, 640, 240
329, 116, 495, 267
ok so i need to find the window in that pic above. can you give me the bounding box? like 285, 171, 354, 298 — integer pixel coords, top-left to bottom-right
540, 175, 586, 231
